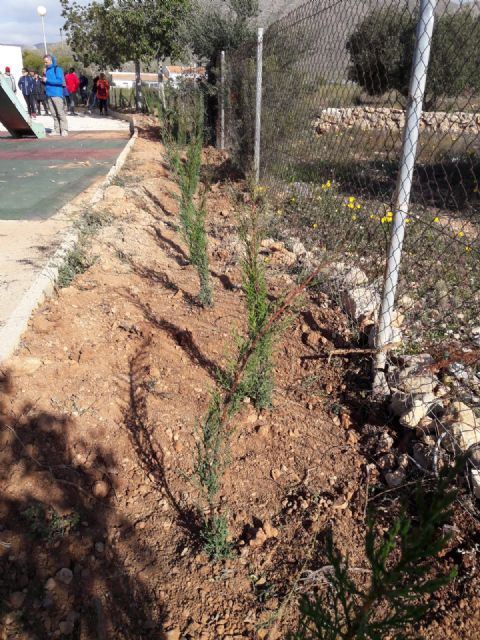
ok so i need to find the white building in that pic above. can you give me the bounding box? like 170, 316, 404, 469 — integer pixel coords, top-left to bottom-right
111, 66, 206, 90
0, 44, 27, 110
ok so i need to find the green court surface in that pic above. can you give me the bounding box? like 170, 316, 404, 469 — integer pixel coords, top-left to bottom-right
0, 133, 130, 220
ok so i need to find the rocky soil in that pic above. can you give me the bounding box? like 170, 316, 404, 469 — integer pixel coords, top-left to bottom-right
0, 118, 479, 639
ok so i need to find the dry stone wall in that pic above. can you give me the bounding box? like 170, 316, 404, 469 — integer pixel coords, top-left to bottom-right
313, 106, 480, 136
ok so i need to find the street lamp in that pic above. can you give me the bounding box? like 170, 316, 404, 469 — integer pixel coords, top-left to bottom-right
37, 6, 48, 55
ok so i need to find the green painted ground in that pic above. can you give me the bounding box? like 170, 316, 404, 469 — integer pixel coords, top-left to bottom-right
0, 134, 129, 220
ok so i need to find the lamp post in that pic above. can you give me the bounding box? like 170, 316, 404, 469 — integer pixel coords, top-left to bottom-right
37, 6, 48, 55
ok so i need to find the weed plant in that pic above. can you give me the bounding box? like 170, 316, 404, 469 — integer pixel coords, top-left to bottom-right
57, 245, 94, 288
290, 476, 457, 639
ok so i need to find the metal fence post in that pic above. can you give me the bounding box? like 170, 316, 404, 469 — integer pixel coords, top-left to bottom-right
219, 50, 225, 150
373, 0, 438, 393
254, 27, 264, 184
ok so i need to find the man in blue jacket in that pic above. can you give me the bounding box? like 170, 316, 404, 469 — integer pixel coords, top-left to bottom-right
42, 55, 68, 136
18, 68, 36, 118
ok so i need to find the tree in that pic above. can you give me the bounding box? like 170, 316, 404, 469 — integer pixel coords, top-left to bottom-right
60, 0, 189, 111
346, 8, 480, 110
179, 0, 258, 145
183, 0, 258, 62
22, 50, 45, 73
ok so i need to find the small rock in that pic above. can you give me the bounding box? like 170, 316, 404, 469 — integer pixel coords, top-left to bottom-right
92, 480, 110, 499
471, 470, 480, 499
413, 443, 431, 470
9, 591, 25, 609
104, 185, 126, 201
165, 627, 181, 640
400, 396, 438, 429
449, 363, 469, 383
376, 453, 396, 470
340, 284, 380, 322
270, 468, 281, 481
449, 401, 479, 429
384, 469, 406, 488
256, 424, 269, 437
449, 422, 480, 453
394, 371, 438, 395
32, 316, 51, 334
377, 432, 394, 451
56, 568, 73, 585
469, 446, 480, 466
45, 578, 56, 591
262, 521, 279, 539
9, 356, 43, 376
94, 542, 105, 554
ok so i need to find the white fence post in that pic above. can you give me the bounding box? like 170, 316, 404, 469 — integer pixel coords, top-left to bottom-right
373, 0, 438, 393
220, 50, 225, 150
254, 27, 264, 184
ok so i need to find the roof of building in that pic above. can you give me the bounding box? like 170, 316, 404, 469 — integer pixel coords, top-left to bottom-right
111, 66, 205, 82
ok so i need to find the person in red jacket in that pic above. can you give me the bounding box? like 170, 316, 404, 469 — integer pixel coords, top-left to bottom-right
64, 67, 80, 115
96, 73, 109, 116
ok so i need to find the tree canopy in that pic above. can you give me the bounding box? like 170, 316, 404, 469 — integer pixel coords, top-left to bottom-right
182, 0, 259, 63
346, 8, 480, 109
60, 0, 190, 68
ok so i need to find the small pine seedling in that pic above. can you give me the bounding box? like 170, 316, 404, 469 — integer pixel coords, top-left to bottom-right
290, 475, 458, 640
238, 203, 273, 408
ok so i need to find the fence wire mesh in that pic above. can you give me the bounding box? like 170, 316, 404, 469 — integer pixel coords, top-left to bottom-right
224, 0, 480, 500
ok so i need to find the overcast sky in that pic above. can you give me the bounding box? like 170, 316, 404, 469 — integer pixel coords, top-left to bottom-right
0, 0, 79, 47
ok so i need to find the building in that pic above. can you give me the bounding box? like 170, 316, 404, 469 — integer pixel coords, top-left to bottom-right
111, 66, 206, 90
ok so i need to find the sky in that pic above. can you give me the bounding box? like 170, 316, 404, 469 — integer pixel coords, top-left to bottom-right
0, 0, 83, 47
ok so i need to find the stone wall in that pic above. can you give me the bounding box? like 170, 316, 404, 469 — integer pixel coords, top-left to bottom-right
313, 106, 480, 136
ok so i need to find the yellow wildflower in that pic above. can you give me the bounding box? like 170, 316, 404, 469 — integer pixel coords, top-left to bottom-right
458, 231, 465, 238
347, 203, 355, 209
321, 180, 332, 190
348, 196, 355, 203
406, 218, 411, 224
386, 211, 393, 219
433, 216, 439, 223
465, 245, 472, 252
290, 197, 296, 204
369, 214, 375, 220
356, 204, 361, 209
312, 223, 318, 229
351, 214, 357, 221
264, 256, 270, 263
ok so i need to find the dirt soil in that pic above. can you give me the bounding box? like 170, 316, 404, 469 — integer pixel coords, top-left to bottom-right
1, 118, 479, 640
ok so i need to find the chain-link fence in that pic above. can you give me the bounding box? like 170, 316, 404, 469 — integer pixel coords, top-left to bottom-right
223, 0, 480, 497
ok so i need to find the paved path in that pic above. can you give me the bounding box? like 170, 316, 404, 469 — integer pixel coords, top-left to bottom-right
0, 132, 129, 220
0, 111, 130, 134
0, 123, 132, 354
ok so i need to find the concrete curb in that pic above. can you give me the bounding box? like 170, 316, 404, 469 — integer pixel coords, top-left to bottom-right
0, 127, 139, 364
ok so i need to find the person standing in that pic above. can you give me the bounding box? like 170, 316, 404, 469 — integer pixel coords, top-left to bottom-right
33, 72, 49, 115
18, 68, 36, 118
4, 67, 16, 93
79, 73, 88, 105
43, 55, 68, 137
64, 67, 80, 115
88, 75, 99, 114
96, 73, 109, 116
